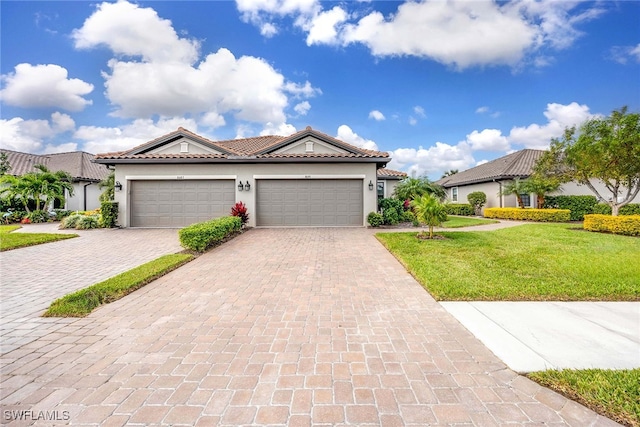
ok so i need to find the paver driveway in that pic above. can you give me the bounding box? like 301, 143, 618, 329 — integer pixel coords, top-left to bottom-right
0, 228, 619, 426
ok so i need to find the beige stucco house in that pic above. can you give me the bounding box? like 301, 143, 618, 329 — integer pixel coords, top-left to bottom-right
1, 149, 110, 211
94, 127, 393, 227
437, 149, 640, 213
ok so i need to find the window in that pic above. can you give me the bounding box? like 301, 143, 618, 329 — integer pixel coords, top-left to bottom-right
452, 187, 458, 202
305, 141, 314, 152
377, 182, 385, 200
519, 193, 530, 207
180, 142, 189, 153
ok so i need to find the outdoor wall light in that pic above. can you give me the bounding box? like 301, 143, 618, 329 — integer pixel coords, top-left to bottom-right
238, 181, 244, 191
115, 181, 123, 191
244, 181, 251, 191
368, 180, 374, 191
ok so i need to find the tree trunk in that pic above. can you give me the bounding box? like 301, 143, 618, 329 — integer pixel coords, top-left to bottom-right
429, 225, 434, 239
612, 203, 619, 216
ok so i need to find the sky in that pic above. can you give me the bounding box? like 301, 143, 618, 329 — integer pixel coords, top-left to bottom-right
1, 0, 639, 180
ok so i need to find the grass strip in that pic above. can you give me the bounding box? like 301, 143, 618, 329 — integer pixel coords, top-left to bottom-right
441, 216, 500, 228
44, 253, 194, 317
0, 226, 77, 251
528, 369, 640, 427
376, 223, 640, 301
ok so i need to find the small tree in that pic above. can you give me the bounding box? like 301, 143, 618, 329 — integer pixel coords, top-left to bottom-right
467, 191, 486, 215
411, 193, 448, 239
394, 176, 446, 202
501, 177, 528, 208
521, 175, 561, 208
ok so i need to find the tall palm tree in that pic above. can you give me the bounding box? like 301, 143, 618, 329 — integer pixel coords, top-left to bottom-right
441, 169, 459, 178
0, 165, 73, 212
411, 193, 448, 239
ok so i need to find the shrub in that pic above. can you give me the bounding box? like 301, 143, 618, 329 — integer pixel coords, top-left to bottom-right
543, 195, 598, 221
27, 210, 49, 223
583, 214, 640, 236
593, 203, 640, 216
1, 209, 26, 224
367, 212, 384, 227
51, 209, 71, 221
60, 214, 83, 229
443, 204, 475, 216
100, 201, 119, 228
179, 216, 242, 252
402, 210, 416, 223
76, 215, 100, 229
484, 208, 570, 222
467, 192, 487, 215
379, 198, 404, 225
230, 201, 249, 227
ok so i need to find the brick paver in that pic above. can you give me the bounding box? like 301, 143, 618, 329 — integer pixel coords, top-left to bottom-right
0, 224, 182, 354
0, 228, 621, 426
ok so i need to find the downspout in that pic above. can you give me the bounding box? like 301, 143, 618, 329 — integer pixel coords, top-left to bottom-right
83, 182, 92, 211
494, 179, 503, 208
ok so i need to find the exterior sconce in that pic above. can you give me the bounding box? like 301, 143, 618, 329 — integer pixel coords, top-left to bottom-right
238, 181, 244, 191
115, 181, 123, 191
244, 181, 251, 191
368, 180, 374, 191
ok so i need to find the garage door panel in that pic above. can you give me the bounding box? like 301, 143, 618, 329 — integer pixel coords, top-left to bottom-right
257, 179, 362, 226
130, 180, 234, 227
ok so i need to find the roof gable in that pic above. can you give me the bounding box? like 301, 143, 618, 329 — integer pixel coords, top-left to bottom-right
126, 128, 234, 156
273, 136, 348, 155
256, 127, 372, 156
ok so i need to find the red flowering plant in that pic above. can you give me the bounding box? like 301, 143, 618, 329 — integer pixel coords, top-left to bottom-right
231, 202, 249, 227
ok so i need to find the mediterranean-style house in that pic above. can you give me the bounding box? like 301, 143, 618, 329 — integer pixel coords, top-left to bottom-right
0, 149, 110, 211
95, 127, 398, 228
437, 149, 640, 212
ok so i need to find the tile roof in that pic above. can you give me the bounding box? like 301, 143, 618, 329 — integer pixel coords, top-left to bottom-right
1, 149, 110, 182
377, 168, 407, 178
437, 149, 546, 187
95, 127, 389, 162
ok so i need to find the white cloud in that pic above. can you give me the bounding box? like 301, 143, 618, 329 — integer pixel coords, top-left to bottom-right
413, 106, 426, 117
336, 125, 378, 150
0, 64, 93, 111
260, 122, 297, 136
465, 129, 510, 151
306, 6, 348, 46
293, 101, 311, 116
609, 43, 640, 65
0, 113, 76, 153
43, 143, 79, 154
72, 1, 199, 63
368, 110, 385, 121
387, 142, 474, 178
476, 106, 490, 114
408, 116, 417, 126
236, 0, 320, 38
476, 159, 489, 166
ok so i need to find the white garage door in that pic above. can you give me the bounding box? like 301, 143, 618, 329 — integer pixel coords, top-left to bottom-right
256, 179, 363, 226
130, 180, 235, 227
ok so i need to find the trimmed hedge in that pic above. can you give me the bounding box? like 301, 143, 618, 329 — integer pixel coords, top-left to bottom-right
100, 201, 119, 228
444, 203, 475, 216
592, 203, 640, 216
179, 216, 242, 252
367, 212, 384, 227
484, 208, 570, 222
583, 214, 640, 236
543, 195, 598, 221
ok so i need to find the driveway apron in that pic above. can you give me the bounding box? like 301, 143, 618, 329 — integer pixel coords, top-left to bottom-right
0, 228, 620, 426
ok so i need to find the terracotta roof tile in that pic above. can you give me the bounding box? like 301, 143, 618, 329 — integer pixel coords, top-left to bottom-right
377, 168, 407, 178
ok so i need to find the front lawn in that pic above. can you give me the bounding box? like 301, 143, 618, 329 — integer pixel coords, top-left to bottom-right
376, 223, 639, 301
0, 225, 78, 251
440, 216, 500, 228
528, 369, 639, 427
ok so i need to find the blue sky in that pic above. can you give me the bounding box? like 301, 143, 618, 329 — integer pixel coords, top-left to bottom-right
1, 0, 639, 179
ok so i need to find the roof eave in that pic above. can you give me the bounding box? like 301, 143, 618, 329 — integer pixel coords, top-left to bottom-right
94, 156, 391, 165
440, 174, 530, 188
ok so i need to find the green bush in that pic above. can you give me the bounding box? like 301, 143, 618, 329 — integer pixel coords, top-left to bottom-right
100, 201, 119, 228
443, 204, 475, 216
51, 209, 71, 221
584, 214, 640, 236
76, 215, 100, 229
27, 210, 49, 223
402, 210, 416, 223
484, 208, 570, 222
179, 216, 242, 252
592, 203, 640, 216
379, 198, 404, 225
60, 214, 83, 229
467, 192, 487, 215
543, 195, 598, 221
367, 212, 384, 227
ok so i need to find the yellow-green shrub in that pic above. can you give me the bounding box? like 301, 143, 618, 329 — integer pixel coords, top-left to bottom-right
484, 208, 570, 222
583, 214, 640, 236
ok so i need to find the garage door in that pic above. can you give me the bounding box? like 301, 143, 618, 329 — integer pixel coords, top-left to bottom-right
130, 180, 235, 227
256, 179, 363, 226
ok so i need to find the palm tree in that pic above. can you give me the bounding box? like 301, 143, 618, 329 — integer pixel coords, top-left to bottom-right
441, 169, 459, 178
501, 177, 528, 208
394, 176, 446, 202
0, 165, 73, 212
411, 193, 448, 239
522, 176, 561, 208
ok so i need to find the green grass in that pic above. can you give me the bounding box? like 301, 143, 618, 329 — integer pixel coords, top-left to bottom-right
44, 253, 194, 317
441, 216, 500, 228
376, 223, 640, 301
0, 225, 77, 251
528, 369, 640, 427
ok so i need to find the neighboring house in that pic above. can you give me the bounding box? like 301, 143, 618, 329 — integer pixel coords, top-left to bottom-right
94, 127, 391, 227
376, 168, 407, 200
437, 149, 640, 212
0, 149, 110, 211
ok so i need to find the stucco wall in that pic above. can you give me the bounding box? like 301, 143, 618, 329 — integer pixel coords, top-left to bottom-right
113, 162, 379, 227
553, 180, 640, 203
445, 181, 522, 214
65, 182, 102, 212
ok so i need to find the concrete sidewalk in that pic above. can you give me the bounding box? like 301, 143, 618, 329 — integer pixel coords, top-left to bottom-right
442, 301, 640, 373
